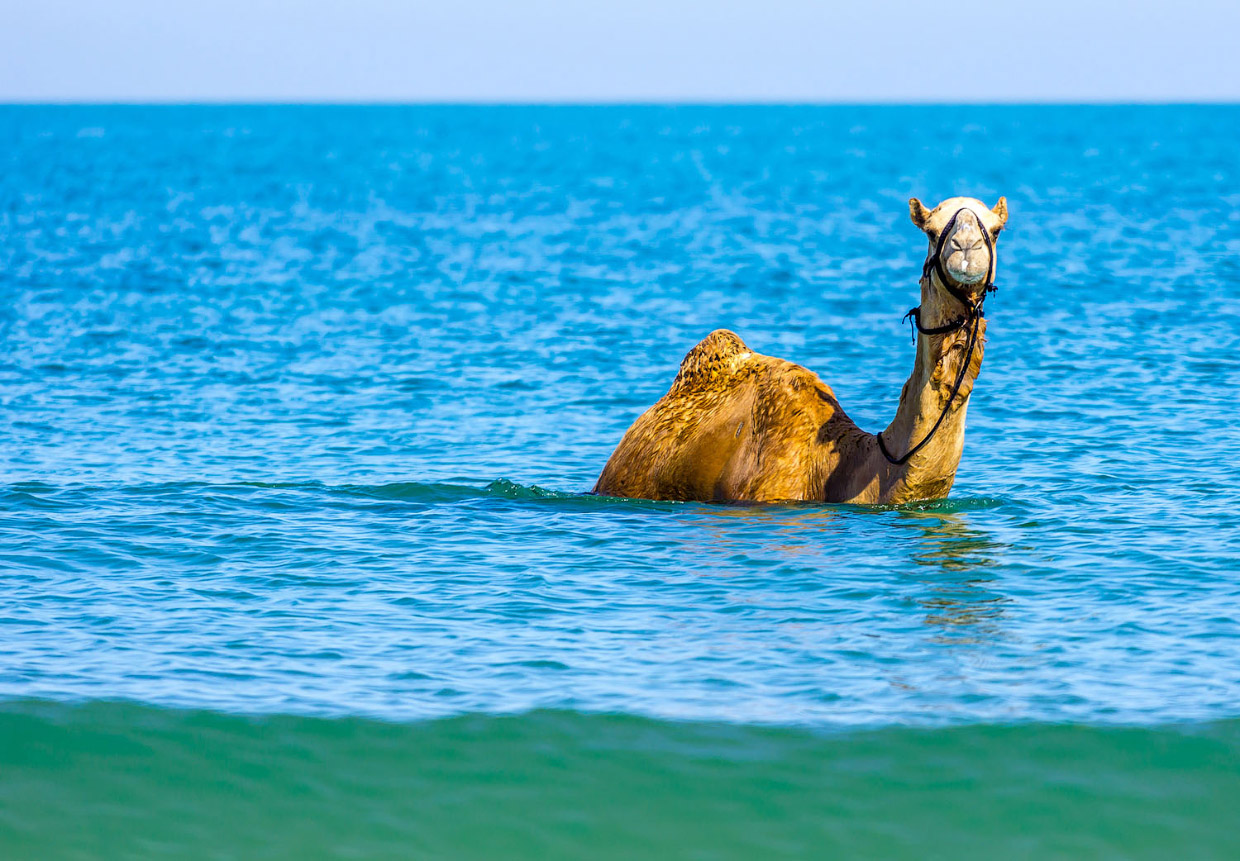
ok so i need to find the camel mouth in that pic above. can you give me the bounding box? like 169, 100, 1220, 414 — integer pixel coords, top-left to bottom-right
942, 252, 989, 286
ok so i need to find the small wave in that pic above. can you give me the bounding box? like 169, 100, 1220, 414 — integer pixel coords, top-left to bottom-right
336, 478, 598, 505
2, 478, 1013, 515
0, 478, 576, 507
342, 477, 576, 502
868, 495, 1013, 513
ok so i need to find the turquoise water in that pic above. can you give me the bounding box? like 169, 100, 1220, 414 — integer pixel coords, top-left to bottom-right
2, 105, 1240, 856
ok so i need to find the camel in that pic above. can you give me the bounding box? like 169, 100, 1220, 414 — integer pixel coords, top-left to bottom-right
593, 195, 1008, 505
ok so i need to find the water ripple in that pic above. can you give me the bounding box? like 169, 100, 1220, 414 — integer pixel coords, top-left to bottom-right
1, 105, 1238, 730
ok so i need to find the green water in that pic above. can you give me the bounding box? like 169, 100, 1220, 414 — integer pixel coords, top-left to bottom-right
6, 700, 1240, 859
2, 701, 1238, 860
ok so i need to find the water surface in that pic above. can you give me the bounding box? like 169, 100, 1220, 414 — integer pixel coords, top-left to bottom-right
2, 105, 1239, 857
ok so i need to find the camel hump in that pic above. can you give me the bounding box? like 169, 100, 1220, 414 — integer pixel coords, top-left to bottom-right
673, 329, 754, 389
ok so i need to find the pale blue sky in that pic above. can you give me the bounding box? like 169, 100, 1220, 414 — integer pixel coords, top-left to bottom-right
2, 0, 1237, 102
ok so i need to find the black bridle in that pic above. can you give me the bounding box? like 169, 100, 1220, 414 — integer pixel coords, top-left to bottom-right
876, 208, 998, 466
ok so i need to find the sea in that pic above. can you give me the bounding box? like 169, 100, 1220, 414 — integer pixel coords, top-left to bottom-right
1, 105, 1239, 858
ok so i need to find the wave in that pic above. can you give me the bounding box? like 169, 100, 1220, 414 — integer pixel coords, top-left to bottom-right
1, 699, 1236, 859
2, 477, 1014, 515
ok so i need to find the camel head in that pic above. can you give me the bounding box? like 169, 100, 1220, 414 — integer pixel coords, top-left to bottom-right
908, 196, 1008, 293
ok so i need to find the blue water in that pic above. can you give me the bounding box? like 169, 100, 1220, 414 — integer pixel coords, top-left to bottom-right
2, 105, 1240, 857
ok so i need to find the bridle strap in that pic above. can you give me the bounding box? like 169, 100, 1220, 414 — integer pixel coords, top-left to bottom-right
876, 310, 981, 466
901, 306, 969, 342
877, 208, 996, 466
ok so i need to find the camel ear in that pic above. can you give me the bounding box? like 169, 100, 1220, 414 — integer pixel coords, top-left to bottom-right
990, 196, 1009, 229
909, 198, 932, 230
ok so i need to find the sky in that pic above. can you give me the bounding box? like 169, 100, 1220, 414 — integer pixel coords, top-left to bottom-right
1, 0, 1237, 103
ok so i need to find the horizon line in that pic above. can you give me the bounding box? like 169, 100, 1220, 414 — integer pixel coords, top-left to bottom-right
3, 99, 1240, 108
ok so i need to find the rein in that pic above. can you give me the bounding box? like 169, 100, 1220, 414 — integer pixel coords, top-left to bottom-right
877, 208, 997, 466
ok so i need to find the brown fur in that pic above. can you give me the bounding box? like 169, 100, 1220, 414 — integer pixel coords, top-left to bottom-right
594, 196, 1007, 505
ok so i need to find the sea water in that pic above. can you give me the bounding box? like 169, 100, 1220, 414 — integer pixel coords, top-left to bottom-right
1, 105, 1239, 857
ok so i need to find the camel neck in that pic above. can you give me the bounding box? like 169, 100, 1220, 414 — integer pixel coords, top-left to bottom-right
879, 273, 987, 499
